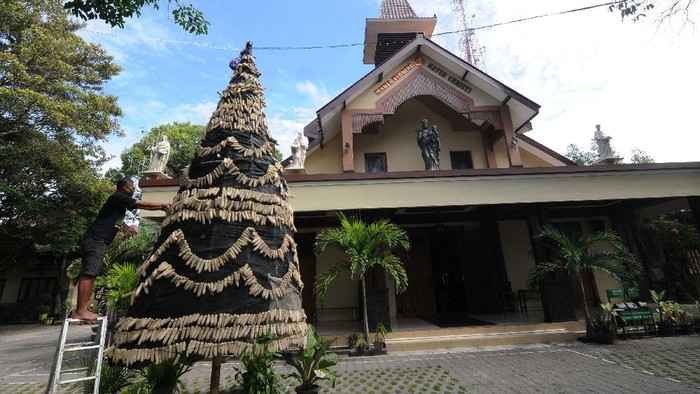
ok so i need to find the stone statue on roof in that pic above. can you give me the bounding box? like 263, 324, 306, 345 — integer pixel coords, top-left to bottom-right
289, 132, 309, 169
593, 125, 613, 160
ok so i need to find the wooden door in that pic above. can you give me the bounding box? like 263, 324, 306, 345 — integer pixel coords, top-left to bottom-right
462, 229, 501, 312
396, 235, 436, 316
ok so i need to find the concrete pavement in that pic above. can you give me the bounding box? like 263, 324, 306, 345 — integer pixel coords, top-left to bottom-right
1, 323, 698, 393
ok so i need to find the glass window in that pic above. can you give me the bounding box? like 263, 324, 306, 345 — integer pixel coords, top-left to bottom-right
365, 153, 387, 173
17, 278, 57, 302
450, 151, 473, 169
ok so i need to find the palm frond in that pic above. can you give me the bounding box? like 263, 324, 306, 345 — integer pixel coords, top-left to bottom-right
375, 254, 409, 293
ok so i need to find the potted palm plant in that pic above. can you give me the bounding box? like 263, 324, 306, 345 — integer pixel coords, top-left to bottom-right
314, 212, 410, 346
283, 324, 339, 394
347, 332, 359, 349
676, 305, 694, 335
527, 226, 641, 338
592, 303, 618, 344
651, 290, 677, 336
373, 323, 387, 352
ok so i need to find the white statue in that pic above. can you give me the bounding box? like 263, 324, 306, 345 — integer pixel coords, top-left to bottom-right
147, 135, 171, 173
289, 132, 309, 169
593, 125, 613, 159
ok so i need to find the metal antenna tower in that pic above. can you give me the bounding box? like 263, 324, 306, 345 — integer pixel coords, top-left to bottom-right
451, 0, 486, 70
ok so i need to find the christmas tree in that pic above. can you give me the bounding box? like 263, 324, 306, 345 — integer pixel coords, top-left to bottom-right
109, 42, 307, 367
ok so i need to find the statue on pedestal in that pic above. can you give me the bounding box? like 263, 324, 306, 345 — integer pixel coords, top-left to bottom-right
147, 135, 171, 173
594, 125, 613, 160
289, 132, 309, 169
415, 119, 440, 170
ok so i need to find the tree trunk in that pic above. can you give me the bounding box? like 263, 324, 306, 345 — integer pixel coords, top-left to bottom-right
361, 277, 370, 344
54, 256, 70, 317
210, 355, 223, 394
578, 276, 592, 337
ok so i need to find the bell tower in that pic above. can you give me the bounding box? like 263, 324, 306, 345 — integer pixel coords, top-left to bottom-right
363, 0, 437, 66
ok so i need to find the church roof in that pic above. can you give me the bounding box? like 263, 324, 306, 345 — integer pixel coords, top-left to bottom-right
306, 35, 540, 152
379, 0, 418, 19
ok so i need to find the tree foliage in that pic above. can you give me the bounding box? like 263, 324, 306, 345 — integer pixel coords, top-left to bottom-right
0, 0, 122, 270
63, 0, 210, 34
565, 144, 597, 166
610, 0, 697, 25
630, 148, 655, 164
109, 122, 205, 178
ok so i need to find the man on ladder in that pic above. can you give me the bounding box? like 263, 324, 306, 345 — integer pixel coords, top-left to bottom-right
72, 177, 169, 321
47, 178, 170, 393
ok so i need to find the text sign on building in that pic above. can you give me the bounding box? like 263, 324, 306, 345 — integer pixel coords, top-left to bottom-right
374, 57, 425, 95
426, 62, 473, 94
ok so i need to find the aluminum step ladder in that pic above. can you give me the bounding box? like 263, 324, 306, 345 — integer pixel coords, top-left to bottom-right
46, 317, 107, 394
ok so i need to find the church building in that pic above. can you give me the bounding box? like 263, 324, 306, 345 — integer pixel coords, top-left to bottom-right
138, 0, 700, 330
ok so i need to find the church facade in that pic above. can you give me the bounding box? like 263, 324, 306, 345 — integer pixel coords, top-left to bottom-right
138, 0, 700, 328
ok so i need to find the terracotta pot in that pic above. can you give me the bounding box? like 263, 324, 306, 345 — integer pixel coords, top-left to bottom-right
295, 384, 320, 394
373, 341, 385, 352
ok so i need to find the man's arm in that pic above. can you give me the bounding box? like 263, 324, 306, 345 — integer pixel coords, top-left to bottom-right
135, 200, 171, 211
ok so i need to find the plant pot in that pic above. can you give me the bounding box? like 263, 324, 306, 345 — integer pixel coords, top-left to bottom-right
594, 331, 616, 345
679, 325, 695, 335
658, 324, 676, 337
373, 341, 385, 352
295, 384, 320, 394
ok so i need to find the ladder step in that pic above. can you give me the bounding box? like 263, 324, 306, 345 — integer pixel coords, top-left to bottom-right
64, 318, 105, 325
66, 341, 97, 348
59, 375, 97, 384
61, 367, 91, 374
65, 344, 101, 351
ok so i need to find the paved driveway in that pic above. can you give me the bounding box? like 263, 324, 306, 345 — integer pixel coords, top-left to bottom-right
1, 324, 698, 393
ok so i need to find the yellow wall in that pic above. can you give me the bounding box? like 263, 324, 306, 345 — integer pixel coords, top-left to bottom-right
314, 247, 359, 320
353, 99, 487, 172
521, 147, 558, 168
498, 220, 537, 292
304, 133, 344, 175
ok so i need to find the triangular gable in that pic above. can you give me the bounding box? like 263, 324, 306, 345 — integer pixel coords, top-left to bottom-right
304, 34, 540, 158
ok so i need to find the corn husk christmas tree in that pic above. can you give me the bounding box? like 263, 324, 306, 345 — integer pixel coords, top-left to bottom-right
108, 42, 307, 367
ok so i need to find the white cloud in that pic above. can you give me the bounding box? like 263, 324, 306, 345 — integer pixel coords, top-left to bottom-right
295, 81, 332, 108
412, 0, 700, 162
268, 115, 312, 158
163, 102, 218, 125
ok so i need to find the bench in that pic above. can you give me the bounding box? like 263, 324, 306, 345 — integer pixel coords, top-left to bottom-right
606, 288, 656, 338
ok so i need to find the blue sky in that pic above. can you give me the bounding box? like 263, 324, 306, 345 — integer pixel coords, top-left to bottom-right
79, 0, 700, 172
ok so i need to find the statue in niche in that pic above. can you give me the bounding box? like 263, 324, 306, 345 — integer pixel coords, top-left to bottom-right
289, 132, 309, 168
415, 119, 440, 170
593, 124, 613, 159
147, 135, 171, 173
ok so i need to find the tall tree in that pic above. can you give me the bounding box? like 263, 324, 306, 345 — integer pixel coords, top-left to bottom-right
0, 0, 122, 272
314, 212, 411, 344
63, 0, 209, 34
110, 122, 206, 178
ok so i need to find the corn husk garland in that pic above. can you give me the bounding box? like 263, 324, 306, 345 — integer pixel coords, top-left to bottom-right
108, 42, 307, 367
